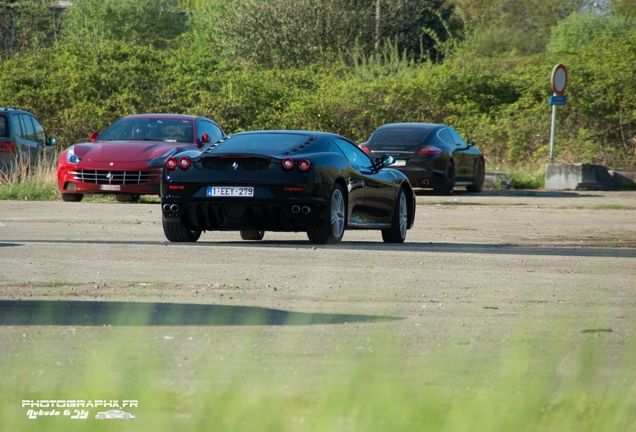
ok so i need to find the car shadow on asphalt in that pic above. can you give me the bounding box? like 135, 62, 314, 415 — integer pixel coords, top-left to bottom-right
0, 300, 399, 327
171, 240, 636, 258
7, 239, 636, 258
415, 190, 601, 198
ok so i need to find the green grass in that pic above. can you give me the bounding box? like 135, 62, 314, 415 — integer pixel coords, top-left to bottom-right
2, 310, 636, 432
509, 169, 545, 190
0, 159, 161, 203
0, 158, 59, 200
592, 204, 634, 210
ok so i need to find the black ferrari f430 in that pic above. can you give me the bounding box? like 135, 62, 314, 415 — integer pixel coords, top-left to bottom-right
160, 131, 416, 244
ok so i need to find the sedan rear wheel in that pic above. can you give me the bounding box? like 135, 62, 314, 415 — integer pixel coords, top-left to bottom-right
61, 193, 83, 202
307, 183, 345, 245
162, 219, 201, 242
466, 158, 485, 192
115, 194, 140, 203
382, 188, 408, 243
435, 161, 455, 195
240, 230, 265, 241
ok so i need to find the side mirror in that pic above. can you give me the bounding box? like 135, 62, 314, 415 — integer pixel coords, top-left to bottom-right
89, 131, 99, 142
197, 133, 212, 147
47, 137, 57, 146
468, 139, 475, 147
379, 155, 395, 168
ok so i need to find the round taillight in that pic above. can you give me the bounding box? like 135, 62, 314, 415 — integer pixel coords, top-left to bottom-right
282, 158, 294, 171
360, 144, 370, 154
166, 157, 178, 170
178, 156, 191, 170
298, 159, 311, 172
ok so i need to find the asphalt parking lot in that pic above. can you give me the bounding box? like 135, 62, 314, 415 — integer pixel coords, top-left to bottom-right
1, 190, 636, 427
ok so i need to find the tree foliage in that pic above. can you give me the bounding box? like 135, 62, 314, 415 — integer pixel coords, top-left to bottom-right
192, 0, 452, 66
0, 0, 635, 170
548, 11, 636, 53
0, 0, 60, 60
446, 0, 598, 55
60, 0, 187, 47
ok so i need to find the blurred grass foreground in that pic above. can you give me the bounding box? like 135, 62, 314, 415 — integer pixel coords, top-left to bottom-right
2, 299, 636, 432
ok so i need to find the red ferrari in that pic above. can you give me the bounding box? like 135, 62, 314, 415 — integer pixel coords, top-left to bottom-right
58, 114, 225, 202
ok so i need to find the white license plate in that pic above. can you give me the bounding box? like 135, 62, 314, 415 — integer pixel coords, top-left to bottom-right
100, 185, 121, 191
393, 160, 407, 167
207, 186, 254, 197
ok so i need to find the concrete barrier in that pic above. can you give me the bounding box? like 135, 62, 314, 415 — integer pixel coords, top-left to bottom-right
545, 163, 619, 190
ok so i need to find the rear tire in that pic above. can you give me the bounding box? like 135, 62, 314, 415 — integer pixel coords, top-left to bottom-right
162, 219, 201, 242
307, 183, 346, 245
434, 161, 455, 195
240, 230, 264, 241
382, 188, 408, 243
61, 193, 83, 202
115, 194, 140, 203
466, 158, 485, 192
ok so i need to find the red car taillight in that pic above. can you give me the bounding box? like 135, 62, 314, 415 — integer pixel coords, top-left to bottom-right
166, 157, 178, 170
0, 141, 15, 154
282, 158, 294, 171
298, 159, 311, 172
418, 146, 442, 155
178, 156, 191, 170
360, 144, 370, 154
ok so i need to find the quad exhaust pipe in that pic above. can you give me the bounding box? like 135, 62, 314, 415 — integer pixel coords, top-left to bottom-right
163, 203, 180, 213
291, 205, 312, 215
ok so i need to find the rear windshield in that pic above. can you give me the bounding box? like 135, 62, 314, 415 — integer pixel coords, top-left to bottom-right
371, 128, 431, 145
214, 133, 310, 153
98, 118, 194, 143
0, 115, 8, 137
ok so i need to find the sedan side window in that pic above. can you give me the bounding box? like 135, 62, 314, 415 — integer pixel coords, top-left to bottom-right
197, 121, 224, 143
438, 128, 454, 146
333, 139, 374, 169
449, 128, 467, 147
11, 115, 22, 138
19, 115, 36, 142
31, 116, 46, 145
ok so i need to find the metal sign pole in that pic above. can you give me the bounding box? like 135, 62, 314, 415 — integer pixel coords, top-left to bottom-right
549, 93, 557, 164
549, 64, 567, 164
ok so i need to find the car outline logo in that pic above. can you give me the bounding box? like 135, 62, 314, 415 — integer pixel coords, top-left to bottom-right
95, 409, 136, 420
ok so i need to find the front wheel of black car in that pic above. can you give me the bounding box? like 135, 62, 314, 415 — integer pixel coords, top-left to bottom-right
61, 193, 83, 202
115, 194, 140, 203
382, 188, 408, 243
162, 220, 202, 242
240, 230, 265, 241
466, 158, 485, 193
307, 183, 346, 245
435, 161, 455, 195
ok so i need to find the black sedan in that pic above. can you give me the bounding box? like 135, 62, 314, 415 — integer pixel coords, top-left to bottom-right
361, 123, 485, 194
160, 130, 416, 244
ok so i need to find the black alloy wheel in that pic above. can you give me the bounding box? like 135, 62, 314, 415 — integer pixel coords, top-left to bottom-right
240, 230, 265, 241
162, 219, 202, 242
382, 188, 408, 243
435, 161, 455, 195
115, 194, 140, 203
307, 183, 346, 245
61, 193, 84, 202
467, 158, 485, 193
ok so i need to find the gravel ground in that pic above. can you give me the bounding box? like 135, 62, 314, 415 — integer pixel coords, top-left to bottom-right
1, 190, 636, 415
